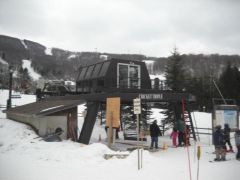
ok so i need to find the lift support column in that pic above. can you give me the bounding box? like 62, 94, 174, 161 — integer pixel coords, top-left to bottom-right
78, 102, 100, 144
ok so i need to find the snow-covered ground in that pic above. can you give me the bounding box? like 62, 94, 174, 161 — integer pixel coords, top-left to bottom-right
0, 90, 239, 180
149, 74, 166, 81
22, 60, 41, 81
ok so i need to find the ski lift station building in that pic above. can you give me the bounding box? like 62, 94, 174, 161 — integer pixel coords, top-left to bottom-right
75, 58, 152, 94
6, 58, 195, 144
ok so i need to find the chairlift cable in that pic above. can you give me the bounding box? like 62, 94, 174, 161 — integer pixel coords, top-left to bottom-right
212, 79, 227, 105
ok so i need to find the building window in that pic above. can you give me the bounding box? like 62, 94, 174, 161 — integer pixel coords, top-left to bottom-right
117, 63, 141, 89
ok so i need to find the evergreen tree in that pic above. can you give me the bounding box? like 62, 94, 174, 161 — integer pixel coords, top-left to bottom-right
165, 48, 185, 91
219, 63, 240, 100
163, 48, 186, 125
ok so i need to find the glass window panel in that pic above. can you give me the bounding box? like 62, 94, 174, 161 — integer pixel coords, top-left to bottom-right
85, 66, 94, 79
119, 64, 128, 88
129, 65, 139, 88
76, 68, 83, 80
99, 61, 110, 77
92, 63, 102, 78
79, 67, 88, 80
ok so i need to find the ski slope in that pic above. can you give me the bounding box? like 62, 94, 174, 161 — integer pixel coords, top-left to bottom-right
22, 60, 41, 81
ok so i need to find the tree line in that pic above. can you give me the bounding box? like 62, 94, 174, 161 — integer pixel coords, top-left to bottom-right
164, 48, 240, 114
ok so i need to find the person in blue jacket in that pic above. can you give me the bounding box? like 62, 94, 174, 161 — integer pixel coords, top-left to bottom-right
150, 120, 162, 149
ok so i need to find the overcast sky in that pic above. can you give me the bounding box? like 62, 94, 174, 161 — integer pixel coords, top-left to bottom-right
0, 0, 240, 57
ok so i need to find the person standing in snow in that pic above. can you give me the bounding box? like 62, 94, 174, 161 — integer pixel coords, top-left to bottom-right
176, 120, 185, 147
213, 125, 226, 161
185, 125, 191, 146
170, 127, 178, 148
223, 123, 233, 152
234, 129, 240, 160
149, 120, 162, 149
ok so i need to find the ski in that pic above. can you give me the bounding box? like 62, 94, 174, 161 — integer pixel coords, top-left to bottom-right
209, 159, 231, 163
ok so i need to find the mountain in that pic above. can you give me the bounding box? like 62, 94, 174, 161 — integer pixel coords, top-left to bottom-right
0, 35, 148, 81
1, 34, 240, 82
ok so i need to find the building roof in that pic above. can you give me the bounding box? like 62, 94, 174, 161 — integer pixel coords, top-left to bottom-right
7, 99, 85, 116
77, 60, 111, 81
76, 58, 145, 81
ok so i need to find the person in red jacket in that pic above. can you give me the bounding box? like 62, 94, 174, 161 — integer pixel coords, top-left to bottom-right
170, 127, 178, 148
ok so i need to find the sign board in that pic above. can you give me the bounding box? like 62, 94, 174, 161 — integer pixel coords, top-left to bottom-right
106, 97, 120, 128
133, 98, 141, 114
213, 105, 239, 129
215, 110, 238, 129
140, 93, 163, 100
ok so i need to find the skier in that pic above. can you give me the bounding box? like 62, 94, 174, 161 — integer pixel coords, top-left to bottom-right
213, 125, 226, 161
235, 129, 240, 160
170, 127, 178, 148
223, 123, 233, 152
150, 120, 162, 149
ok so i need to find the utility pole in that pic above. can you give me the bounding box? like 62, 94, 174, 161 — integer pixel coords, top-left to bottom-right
7, 67, 13, 109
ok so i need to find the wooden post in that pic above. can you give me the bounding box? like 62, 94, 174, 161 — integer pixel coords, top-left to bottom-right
108, 112, 113, 148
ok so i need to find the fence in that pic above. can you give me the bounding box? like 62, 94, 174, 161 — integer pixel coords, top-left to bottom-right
195, 127, 212, 135
0, 104, 18, 109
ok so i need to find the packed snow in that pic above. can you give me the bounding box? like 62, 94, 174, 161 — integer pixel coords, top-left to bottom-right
45, 47, 53, 56
68, 54, 77, 59
0, 90, 239, 180
22, 59, 41, 81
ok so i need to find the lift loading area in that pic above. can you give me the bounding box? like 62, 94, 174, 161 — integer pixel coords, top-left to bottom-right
6, 58, 197, 145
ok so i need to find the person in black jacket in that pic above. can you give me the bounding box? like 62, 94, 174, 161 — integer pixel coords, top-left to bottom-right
213, 125, 226, 161
150, 120, 162, 149
223, 123, 233, 152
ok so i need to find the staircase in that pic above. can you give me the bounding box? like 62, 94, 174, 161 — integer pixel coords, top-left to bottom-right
182, 99, 199, 141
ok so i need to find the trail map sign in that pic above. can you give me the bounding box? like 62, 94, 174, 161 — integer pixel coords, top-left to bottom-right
213, 105, 239, 129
